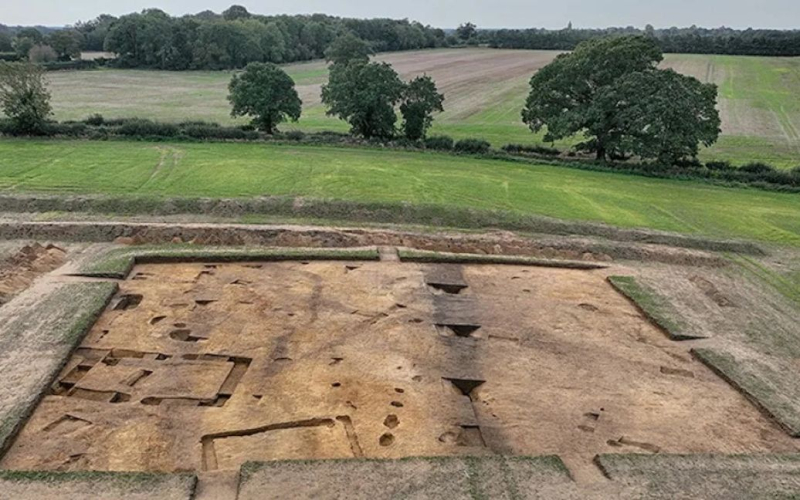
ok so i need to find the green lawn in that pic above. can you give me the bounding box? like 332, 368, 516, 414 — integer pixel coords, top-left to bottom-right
1, 139, 798, 246
37, 49, 800, 168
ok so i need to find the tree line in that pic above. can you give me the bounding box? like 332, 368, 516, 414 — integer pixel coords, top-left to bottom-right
484, 25, 800, 57
0, 33, 446, 141
0, 33, 717, 164
229, 33, 445, 139
1, 6, 450, 69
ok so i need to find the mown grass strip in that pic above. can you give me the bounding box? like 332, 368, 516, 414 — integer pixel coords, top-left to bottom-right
0, 282, 118, 454
0, 469, 196, 486
692, 348, 800, 438
0, 470, 197, 498
398, 249, 608, 269
607, 276, 701, 341
595, 453, 800, 498
239, 455, 573, 500
727, 254, 800, 308
74, 246, 381, 279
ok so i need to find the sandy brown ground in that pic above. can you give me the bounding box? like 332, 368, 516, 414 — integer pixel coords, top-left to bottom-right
3, 260, 796, 482
0, 242, 68, 306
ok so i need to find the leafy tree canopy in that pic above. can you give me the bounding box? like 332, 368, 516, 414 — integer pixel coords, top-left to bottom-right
0, 32, 13, 52
28, 44, 57, 63
222, 5, 251, 21
227, 62, 302, 134
0, 62, 52, 134
47, 29, 84, 61
457, 23, 477, 41
16, 28, 44, 44
523, 35, 719, 162
590, 69, 721, 164
324, 32, 373, 66
11, 28, 45, 58
400, 75, 445, 140
488, 25, 800, 57
321, 61, 405, 139
99, 8, 446, 70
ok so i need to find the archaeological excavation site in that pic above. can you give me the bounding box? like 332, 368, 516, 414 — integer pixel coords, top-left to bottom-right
0, 221, 799, 499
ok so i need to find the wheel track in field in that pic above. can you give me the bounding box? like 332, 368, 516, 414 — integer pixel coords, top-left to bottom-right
137, 146, 184, 191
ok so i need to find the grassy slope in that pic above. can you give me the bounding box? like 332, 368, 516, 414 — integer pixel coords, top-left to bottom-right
596, 454, 800, 499
692, 347, 800, 437
0, 282, 117, 452
40, 49, 800, 167
0, 140, 798, 246
607, 276, 698, 341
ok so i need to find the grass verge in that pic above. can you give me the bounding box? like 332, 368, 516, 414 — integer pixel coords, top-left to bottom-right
0, 470, 197, 498
607, 276, 700, 341
0, 469, 196, 486
692, 347, 800, 437
0, 282, 117, 454
0, 192, 768, 256
398, 248, 608, 269
239, 455, 573, 500
728, 254, 800, 308
74, 246, 380, 279
595, 453, 800, 499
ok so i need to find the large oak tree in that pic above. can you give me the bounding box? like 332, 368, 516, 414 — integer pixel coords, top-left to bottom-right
400, 75, 445, 140
321, 61, 405, 139
522, 35, 720, 163
228, 62, 301, 134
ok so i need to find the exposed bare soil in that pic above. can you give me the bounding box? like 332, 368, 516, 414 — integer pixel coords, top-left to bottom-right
0, 242, 67, 306
3, 260, 796, 479
0, 218, 741, 268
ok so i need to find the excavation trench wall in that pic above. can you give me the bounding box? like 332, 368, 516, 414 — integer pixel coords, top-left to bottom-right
0, 194, 764, 255
0, 221, 728, 267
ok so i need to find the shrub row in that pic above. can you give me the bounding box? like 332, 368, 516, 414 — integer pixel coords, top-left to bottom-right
423, 135, 454, 151
55, 117, 262, 141
0, 53, 22, 62
502, 143, 561, 156
454, 138, 492, 154
573, 159, 800, 192
41, 60, 100, 71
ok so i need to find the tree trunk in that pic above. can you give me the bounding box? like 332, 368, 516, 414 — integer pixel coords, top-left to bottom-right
595, 146, 607, 161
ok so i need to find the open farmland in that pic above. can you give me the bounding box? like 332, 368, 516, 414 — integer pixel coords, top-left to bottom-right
3, 4, 800, 496
663, 54, 800, 167
42, 48, 800, 167
0, 140, 798, 246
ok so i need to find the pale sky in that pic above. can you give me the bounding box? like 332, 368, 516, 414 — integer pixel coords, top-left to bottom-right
2, 0, 799, 29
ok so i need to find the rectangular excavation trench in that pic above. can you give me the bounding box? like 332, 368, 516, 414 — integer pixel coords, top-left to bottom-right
2, 260, 798, 475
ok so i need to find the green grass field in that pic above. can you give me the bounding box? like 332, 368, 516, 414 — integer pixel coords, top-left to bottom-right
1, 139, 798, 246
38, 49, 800, 168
